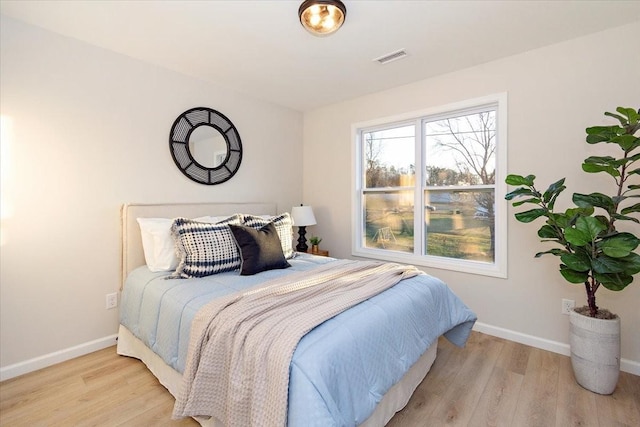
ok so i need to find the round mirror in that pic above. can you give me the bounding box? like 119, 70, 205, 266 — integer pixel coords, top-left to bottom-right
169, 107, 243, 185
188, 125, 228, 168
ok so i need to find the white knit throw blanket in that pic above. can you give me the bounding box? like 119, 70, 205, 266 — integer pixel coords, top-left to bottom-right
172, 259, 421, 426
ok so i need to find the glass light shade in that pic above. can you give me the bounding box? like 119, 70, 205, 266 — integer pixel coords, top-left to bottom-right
291, 205, 317, 226
298, 0, 346, 36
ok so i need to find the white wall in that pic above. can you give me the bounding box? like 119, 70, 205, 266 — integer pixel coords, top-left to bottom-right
302, 22, 640, 371
0, 15, 303, 375
2, 14, 638, 380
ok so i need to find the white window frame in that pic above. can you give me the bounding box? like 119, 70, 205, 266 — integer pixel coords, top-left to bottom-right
351, 93, 508, 278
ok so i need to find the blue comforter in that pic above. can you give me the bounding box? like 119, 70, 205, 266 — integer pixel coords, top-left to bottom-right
120, 254, 477, 426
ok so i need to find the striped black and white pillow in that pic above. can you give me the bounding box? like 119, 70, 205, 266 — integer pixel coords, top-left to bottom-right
169, 215, 242, 278
242, 213, 294, 259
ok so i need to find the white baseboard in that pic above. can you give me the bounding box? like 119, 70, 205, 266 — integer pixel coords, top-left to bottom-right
2, 325, 638, 382
0, 334, 118, 382
473, 322, 640, 376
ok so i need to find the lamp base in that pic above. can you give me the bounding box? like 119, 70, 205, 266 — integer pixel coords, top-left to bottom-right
296, 226, 309, 252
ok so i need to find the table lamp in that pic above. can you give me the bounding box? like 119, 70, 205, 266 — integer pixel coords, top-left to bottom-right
291, 205, 316, 252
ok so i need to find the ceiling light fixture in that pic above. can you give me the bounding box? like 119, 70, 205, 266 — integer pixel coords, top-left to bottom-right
298, 0, 347, 37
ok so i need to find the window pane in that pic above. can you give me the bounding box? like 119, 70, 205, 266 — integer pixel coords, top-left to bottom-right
364, 191, 414, 253
354, 96, 506, 277
425, 110, 495, 186
424, 189, 495, 263
364, 125, 415, 188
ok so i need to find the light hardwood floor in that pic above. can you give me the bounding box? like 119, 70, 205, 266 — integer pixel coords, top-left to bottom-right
1, 331, 638, 426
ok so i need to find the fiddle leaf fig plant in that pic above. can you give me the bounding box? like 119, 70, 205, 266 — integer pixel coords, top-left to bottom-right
505, 107, 640, 318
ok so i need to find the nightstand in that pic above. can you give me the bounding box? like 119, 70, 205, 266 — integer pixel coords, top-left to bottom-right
307, 249, 329, 257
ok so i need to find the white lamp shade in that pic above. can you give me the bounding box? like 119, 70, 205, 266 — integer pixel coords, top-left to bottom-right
291, 206, 317, 226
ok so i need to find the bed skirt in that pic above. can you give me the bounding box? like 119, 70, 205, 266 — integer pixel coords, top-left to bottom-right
116, 324, 438, 426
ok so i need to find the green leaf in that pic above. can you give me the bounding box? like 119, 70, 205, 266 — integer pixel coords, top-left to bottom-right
595, 271, 634, 291
585, 125, 623, 144
621, 252, 640, 275
572, 193, 613, 212
586, 125, 621, 136
538, 224, 562, 239
546, 178, 566, 193
505, 187, 537, 201
593, 255, 627, 274
573, 193, 615, 212
621, 203, 640, 215
542, 178, 566, 203
615, 107, 639, 125
586, 134, 609, 144
565, 206, 593, 219
581, 154, 625, 175
565, 227, 590, 246
611, 214, 640, 224
600, 279, 633, 291
576, 216, 606, 239
505, 174, 535, 186
605, 111, 628, 125
582, 163, 620, 176
515, 209, 547, 223
599, 232, 640, 257
583, 155, 618, 165
612, 134, 640, 151
512, 198, 541, 207
535, 248, 566, 257
565, 216, 608, 247
621, 136, 640, 152
561, 252, 591, 271
560, 265, 589, 283
550, 212, 572, 228
594, 215, 610, 227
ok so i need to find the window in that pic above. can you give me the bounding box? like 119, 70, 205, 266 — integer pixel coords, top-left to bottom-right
353, 94, 507, 277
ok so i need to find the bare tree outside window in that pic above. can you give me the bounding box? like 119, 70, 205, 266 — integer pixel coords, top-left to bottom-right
365, 127, 414, 188
355, 96, 506, 277
425, 110, 496, 261
426, 111, 496, 185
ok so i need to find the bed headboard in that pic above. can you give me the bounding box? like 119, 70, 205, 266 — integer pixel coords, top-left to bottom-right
121, 202, 277, 286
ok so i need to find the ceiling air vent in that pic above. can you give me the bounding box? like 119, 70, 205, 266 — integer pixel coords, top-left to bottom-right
373, 49, 408, 65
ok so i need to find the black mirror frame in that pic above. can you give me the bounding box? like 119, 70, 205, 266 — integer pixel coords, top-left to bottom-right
169, 107, 243, 185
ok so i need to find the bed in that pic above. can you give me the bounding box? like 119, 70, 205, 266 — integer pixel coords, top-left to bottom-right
116, 202, 477, 426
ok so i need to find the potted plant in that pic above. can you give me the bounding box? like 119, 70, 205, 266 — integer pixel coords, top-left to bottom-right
309, 236, 322, 253
505, 107, 639, 394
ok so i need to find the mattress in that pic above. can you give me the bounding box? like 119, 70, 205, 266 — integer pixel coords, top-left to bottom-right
118, 253, 477, 426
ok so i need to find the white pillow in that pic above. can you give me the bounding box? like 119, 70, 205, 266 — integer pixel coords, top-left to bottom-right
137, 216, 212, 272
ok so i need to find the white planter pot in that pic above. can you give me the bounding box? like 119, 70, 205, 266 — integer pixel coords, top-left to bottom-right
569, 310, 620, 395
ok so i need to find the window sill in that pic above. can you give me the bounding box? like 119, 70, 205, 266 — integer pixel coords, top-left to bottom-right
352, 248, 507, 278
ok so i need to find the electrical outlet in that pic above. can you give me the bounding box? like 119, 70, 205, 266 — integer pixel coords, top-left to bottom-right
561, 298, 575, 315
106, 292, 118, 310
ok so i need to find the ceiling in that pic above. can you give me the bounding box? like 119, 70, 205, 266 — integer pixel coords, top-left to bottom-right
2, 1, 639, 112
